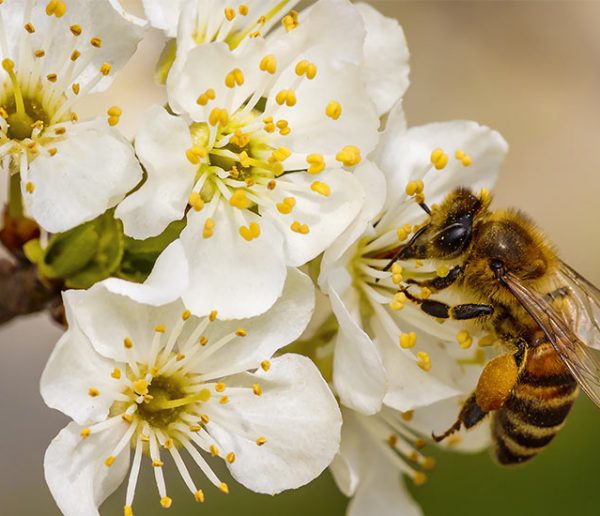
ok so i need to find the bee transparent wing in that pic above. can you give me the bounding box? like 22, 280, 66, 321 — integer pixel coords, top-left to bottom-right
500, 271, 600, 409
557, 262, 600, 350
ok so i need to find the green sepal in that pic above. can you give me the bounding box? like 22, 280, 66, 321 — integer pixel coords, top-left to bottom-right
43, 222, 99, 279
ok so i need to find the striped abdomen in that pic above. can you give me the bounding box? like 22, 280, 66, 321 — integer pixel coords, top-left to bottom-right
491, 342, 578, 465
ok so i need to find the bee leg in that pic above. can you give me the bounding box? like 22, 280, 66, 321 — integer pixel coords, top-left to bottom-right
432, 392, 488, 442
402, 289, 494, 320
405, 265, 463, 293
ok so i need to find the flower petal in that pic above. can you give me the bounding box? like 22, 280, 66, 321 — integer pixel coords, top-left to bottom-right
44, 422, 130, 516
101, 240, 189, 306
355, 2, 410, 116
180, 202, 287, 318
329, 284, 386, 415
116, 105, 196, 239
141, 0, 186, 36
25, 120, 143, 232
40, 325, 117, 425
208, 354, 341, 494
263, 167, 365, 267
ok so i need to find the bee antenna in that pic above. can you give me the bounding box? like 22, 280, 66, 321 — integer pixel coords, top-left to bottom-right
418, 202, 432, 215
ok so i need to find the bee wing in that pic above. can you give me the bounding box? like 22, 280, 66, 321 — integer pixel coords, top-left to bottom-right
500, 271, 600, 409
557, 262, 600, 349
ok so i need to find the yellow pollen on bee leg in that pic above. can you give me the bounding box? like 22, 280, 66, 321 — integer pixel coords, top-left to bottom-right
275, 89, 296, 107
160, 496, 172, 508
335, 145, 361, 167
306, 154, 325, 174
325, 100, 342, 120
225, 68, 244, 88
389, 292, 407, 311
430, 147, 449, 170
457, 330, 473, 349
25, 181, 35, 194
259, 55, 277, 74
194, 490, 205, 503
436, 264, 450, 278
310, 181, 331, 197
399, 332, 417, 349
203, 218, 216, 238
290, 221, 309, 234
416, 351, 431, 372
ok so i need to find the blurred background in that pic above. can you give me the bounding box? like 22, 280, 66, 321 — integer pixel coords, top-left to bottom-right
2, 1, 600, 514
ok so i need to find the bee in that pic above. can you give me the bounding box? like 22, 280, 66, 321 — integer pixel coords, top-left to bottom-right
380, 187, 600, 465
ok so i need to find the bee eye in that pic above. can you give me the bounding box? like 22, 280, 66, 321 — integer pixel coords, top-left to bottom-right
434, 222, 472, 257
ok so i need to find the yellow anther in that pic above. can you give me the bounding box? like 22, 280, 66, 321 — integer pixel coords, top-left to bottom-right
238, 150, 251, 168
397, 227, 410, 241
392, 273, 403, 285
70, 50, 81, 61
389, 292, 407, 311
306, 153, 325, 174
391, 263, 403, 275
270, 146, 291, 163
290, 221, 309, 234
70, 25, 82, 36
2, 58, 14, 72
34, 49, 45, 58
199, 336, 208, 346
46, 0, 67, 17
261, 360, 271, 371
310, 181, 331, 197
457, 330, 473, 349
24, 23, 35, 33
416, 351, 431, 372
48, 147, 58, 157
267, 180, 277, 190
198, 388, 211, 402
275, 89, 297, 107
175, 353, 185, 361
72, 83, 80, 95
423, 457, 436, 470
219, 395, 229, 404
405, 179, 425, 197
194, 490, 205, 503
203, 218, 216, 238
209, 107, 229, 126
295, 59, 317, 79
219, 482, 229, 494
152, 460, 164, 467
388, 434, 398, 447
186, 145, 207, 165
160, 497, 172, 508
279, 125, 291, 136
224, 7, 236, 21
235, 328, 247, 337
107, 106, 122, 117
276, 196, 296, 214
225, 67, 244, 88
25, 181, 35, 194
70, 112, 79, 122
124, 505, 133, 516
141, 434, 150, 443
200, 414, 210, 425
122, 413, 133, 423
430, 147, 449, 170
80, 428, 91, 439
478, 334, 495, 347
163, 439, 174, 449
226, 451, 236, 463
190, 425, 202, 433
88, 387, 100, 397
239, 4, 249, 15
196, 88, 216, 106
180, 309, 191, 321
154, 324, 166, 333
461, 155, 472, 167
335, 145, 361, 167
413, 472, 427, 486
215, 383, 226, 393
123, 336, 133, 349
230, 129, 249, 148
104, 456, 116, 467
210, 445, 219, 456
252, 383, 262, 396
209, 310, 218, 321
455, 149, 465, 160
399, 332, 417, 349
259, 54, 277, 74
107, 116, 119, 126
150, 367, 160, 377
133, 379, 149, 396
230, 190, 251, 209
282, 10, 298, 31
256, 437, 267, 446
325, 100, 342, 120
100, 63, 111, 76
436, 264, 450, 278
401, 410, 414, 421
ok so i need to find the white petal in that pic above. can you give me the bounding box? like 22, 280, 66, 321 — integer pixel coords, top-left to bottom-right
377, 119, 508, 210
263, 168, 365, 267
330, 285, 386, 415
209, 354, 341, 494
329, 410, 367, 497
116, 105, 195, 239
199, 268, 314, 375
142, 0, 186, 36
25, 121, 143, 232
180, 202, 287, 318
101, 240, 189, 306
355, 2, 410, 116
40, 325, 117, 425
44, 422, 130, 516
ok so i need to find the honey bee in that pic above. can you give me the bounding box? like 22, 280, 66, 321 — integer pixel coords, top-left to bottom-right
380, 187, 600, 464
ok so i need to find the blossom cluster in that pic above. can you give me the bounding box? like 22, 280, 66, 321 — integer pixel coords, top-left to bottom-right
0, 1, 509, 515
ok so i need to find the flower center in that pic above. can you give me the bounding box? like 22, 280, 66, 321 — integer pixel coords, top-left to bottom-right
134, 375, 190, 429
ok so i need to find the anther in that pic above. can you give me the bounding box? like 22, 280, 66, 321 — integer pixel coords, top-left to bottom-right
80, 428, 91, 439
123, 337, 134, 349
24, 23, 35, 33
104, 456, 116, 467
203, 218, 215, 239
226, 452, 236, 463
72, 83, 80, 95
235, 328, 247, 337
416, 351, 431, 372
230, 190, 251, 209
335, 145, 361, 167
194, 490, 205, 503
252, 383, 262, 396
100, 63, 112, 76
276, 196, 296, 214
413, 472, 427, 486
208, 108, 229, 126
70, 25, 82, 36
225, 68, 244, 88
88, 387, 100, 397
256, 437, 267, 446
325, 100, 342, 120
215, 383, 225, 392
261, 360, 271, 371
90, 37, 102, 48
456, 330, 473, 349
160, 496, 172, 508
224, 7, 236, 21
196, 88, 215, 106
209, 310, 218, 321
389, 292, 407, 311
210, 445, 219, 456
436, 265, 450, 278
295, 59, 317, 79
70, 50, 81, 61
430, 147, 448, 170
275, 89, 297, 107
155, 324, 166, 333
290, 221, 309, 234
25, 182, 35, 194
310, 181, 331, 196
46, 0, 67, 17
282, 10, 298, 31
399, 332, 417, 349
219, 483, 229, 494
34, 49, 45, 58
259, 55, 277, 74
239, 4, 249, 15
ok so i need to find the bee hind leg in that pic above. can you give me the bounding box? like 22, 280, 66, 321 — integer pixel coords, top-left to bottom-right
432, 392, 489, 442
402, 289, 494, 320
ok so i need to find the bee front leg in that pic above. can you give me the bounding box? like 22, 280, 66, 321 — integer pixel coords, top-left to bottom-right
432, 392, 488, 442
402, 289, 494, 320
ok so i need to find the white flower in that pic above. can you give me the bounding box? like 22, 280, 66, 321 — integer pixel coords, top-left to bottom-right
330, 396, 489, 516
319, 102, 509, 415
0, 0, 144, 232
116, 0, 384, 319
41, 268, 342, 515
